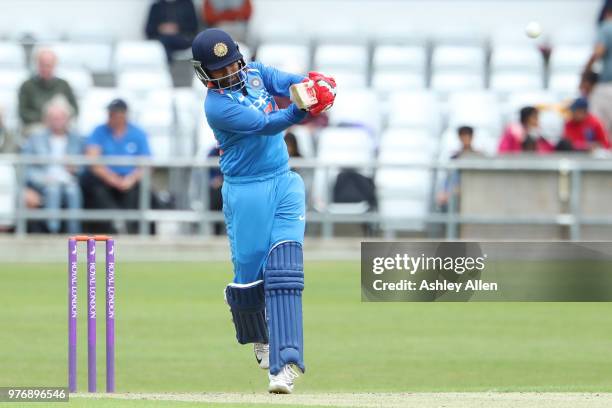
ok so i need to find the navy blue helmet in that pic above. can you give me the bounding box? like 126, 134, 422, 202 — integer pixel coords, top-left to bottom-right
191, 28, 247, 91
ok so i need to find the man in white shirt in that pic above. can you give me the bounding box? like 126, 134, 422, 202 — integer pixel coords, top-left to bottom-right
21, 98, 84, 233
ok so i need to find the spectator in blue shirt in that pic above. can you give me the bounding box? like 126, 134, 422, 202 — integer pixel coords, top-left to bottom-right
80, 99, 151, 234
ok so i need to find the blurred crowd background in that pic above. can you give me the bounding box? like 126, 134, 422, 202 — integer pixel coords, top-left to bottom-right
0, 0, 609, 238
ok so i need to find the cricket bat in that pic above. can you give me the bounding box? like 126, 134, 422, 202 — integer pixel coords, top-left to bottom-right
290, 81, 318, 110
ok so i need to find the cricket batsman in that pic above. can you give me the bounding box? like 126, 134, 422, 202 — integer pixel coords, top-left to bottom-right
191, 28, 336, 393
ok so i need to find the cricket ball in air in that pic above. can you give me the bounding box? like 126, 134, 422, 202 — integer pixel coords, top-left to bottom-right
525, 21, 542, 39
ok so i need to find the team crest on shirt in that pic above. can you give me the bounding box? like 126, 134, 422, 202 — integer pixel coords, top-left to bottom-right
250, 77, 262, 89
126, 142, 137, 154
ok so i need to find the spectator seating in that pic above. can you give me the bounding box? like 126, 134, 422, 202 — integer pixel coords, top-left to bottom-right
0, 42, 26, 69
447, 91, 502, 137
56, 67, 93, 99
255, 43, 309, 73
312, 127, 375, 212
0, 163, 16, 230
387, 91, 442, 137
0, 69, 28, 92
114, 41, 167, 73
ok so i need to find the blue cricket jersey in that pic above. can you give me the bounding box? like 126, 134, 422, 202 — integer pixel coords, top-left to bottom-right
204, 61, 307, 179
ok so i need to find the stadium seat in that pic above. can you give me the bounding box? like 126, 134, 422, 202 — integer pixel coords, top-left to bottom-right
371, 71, 425, 92
0, 42, 26, 69
491, 26, 539, 47
256, 22, 309, 45
74, 42, 113, 73
326, 70, 367, 89
173, 88, 200, 156
56, 68, 93, 99
447, 91, 502, 136
548, 72, 581, 97
431, 72, 484, 93
114, 41, 167, 73
289, 125, 315, 158
490, 72, 543, 94
117, 70, 173, 98
375, 158, 433, 232
372, 45, 426, 73
387, 91, 441, 136
490, 46, 543, 74
78, 87, 127, 135
314, 44, 368, 75
506, 90, 558, 111
312, 127, 375, 211
433, 28, 486, 46
550, 45, 592, 74
0, 69, 28, 92
379, 128, 438, 158
197, 116, 217, 153
431, 45, 485, 74
34, 42, 113, 73
0, 90, 19, 131
256, 43, 310, 73
328, 88, 381, 136
0, 163, 16, 229
138, 108, 174, 159
551, 27, 596, 47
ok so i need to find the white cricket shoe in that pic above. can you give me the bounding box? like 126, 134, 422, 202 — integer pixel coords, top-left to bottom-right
268, 364, 300, 394
254, 343, 269, 369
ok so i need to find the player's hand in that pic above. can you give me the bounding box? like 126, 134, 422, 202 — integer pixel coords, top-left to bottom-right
307, 72, 336, 116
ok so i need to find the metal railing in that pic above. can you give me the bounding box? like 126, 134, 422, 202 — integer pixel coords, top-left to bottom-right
2, 153, 612, 239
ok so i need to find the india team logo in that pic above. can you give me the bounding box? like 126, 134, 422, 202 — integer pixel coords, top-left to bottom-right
250, 78, 262, 89
213, 42, 228, 57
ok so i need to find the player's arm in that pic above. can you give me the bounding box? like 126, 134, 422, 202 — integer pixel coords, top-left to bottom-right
207, 97, 307, 136
584, 26, 608, 74
251, 61, 305, 97
584, 43, 606, 74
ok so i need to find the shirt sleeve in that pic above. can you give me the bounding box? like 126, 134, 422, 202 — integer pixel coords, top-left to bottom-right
250, 61, 305, 98
206, 95, 307, 136
86, 127, 102, 148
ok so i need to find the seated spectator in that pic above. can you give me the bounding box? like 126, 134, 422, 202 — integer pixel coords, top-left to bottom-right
437, 126, 482, 209
18, 49, 78, 135
80, 99, 152, 234
145, 0, 198, 63
563, 97, 610, 151
202, 0, 252, 42
498, 107, 554, 154
21, 99, 84, 234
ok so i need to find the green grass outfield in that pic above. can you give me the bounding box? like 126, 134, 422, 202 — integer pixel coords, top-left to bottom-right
1, 261, 612, 407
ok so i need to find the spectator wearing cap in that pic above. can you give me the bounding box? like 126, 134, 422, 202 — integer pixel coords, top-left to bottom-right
145, 0, 199, 63
21, 98, 84, 234
563, 97, 610, 151
18, 49, 78, 134
585, 4, 612, 133
498, 106, 554, 154
80, 99, 151, 234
